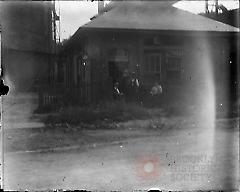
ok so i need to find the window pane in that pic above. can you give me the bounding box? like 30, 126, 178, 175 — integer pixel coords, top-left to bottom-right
144, 54, 162, 73
151, 62, 155, 72
57, 62, 64, 83
144, 63, 148, 71
156, 56, 160, 72
167, 71, 181, 80
156, 62, 160, 71
144, 56, 149, 71
168, 57, 180, 71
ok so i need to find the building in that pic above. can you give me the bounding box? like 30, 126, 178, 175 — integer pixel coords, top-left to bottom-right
0, 1, 55, 92
201, 7, 239, 28
56, 1, 239, 106
0, 1, 61, 125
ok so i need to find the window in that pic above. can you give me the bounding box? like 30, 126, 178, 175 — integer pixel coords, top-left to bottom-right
166, 56, 181, 81
57, 62, 64, 83
143, 36, 183, 46
144, 54, 161, 73
167, 57, 181, 71
109, 48, 129, 62
54, 61, 64, 83
143, 53, 162, 84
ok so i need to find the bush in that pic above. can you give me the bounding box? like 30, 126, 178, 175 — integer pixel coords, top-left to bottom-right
44, 101, 150, 126
34, 104, 57, 114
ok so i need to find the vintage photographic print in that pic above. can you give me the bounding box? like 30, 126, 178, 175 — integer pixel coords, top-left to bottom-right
0, 0, 239, 191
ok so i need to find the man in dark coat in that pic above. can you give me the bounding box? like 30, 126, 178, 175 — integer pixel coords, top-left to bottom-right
119, 70, 131, 102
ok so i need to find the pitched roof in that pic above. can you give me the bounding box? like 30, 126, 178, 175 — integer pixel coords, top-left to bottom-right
81, 1, 239, 32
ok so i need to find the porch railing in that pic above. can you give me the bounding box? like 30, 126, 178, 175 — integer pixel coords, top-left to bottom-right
38, 84, 64, 108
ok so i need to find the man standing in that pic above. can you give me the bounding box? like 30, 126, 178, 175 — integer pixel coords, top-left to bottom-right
119, 69, 130, 102
130, 72, 140, 103
113, 82, 123, 100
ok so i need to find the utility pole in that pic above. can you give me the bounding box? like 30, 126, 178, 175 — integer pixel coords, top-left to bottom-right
51, 0, 60, 51
215, 0, 218, 18
205, 0, 209, 14
51, 0, 60, 82
0, 25, 3, 191
205, 0, 218, 17
52, 0, 57, 53
58, 0, 60, 43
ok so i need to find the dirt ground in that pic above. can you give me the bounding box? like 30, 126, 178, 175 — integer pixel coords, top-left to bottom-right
4, 115, 239, 153
3, 93, 239, 191
4, 117, 239, 191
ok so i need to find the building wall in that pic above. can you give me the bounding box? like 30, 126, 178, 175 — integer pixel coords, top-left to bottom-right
64, 30, 233, 105
94, 31, 140, 100
0, 1, 53, 92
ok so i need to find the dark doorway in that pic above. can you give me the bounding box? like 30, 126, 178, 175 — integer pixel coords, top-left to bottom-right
108, 61, 120, 84
108, 61, 128, 88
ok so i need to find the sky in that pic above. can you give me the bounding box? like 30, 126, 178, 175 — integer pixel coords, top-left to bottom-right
59, 0, 239, 41
59, 1, 98, 41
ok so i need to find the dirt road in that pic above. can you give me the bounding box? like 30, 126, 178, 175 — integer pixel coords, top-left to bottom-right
4, 118, 239, 191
